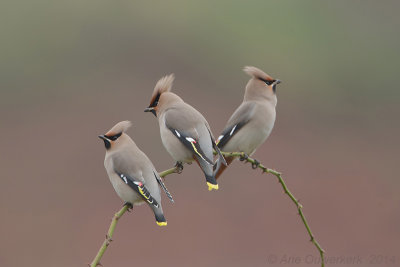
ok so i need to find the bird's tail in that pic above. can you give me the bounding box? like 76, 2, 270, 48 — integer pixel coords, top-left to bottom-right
209, 132, 228, 182
193, 157, 219, 191
214, 155, 235, 180
205, 173, 218, 191
154, 209, 167, 227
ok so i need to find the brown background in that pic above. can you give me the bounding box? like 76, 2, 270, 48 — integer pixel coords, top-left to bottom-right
1, 1, 399, 267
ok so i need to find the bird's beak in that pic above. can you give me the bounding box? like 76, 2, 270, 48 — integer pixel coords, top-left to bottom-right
275, 79, 281, 84
144, 107, 157, 117
98, 135, 111, 149
144, 107, 154, 113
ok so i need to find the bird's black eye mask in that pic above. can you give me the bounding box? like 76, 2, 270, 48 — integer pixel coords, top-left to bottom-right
272, 83, 277, 93
150, 93, 161, 108
105, 132, 122, 141
258, 77, 276, 86
258, 77, 279, 93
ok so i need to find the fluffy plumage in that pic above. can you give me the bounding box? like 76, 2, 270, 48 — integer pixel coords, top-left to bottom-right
149, 74, 175, 107
105, 120, 132, 137
214, 66, 281, 179
145, 74, 226, 191
99, 121, 173, 226
243, 66, 274, 82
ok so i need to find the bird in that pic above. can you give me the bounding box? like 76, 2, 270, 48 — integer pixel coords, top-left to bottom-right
214, 66, 281, 179
144, 74, 226, 191
98, 121, 174, 226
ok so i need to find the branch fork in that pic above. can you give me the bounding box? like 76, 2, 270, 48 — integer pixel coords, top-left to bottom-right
90, 152, 325, 267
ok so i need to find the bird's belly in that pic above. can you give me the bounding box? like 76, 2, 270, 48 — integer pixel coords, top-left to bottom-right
160, 128, 193, 163
223, 124, 272, 155
109, 173, 143, 205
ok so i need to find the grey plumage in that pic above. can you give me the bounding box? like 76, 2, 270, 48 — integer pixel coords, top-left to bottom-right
145, 74, 226, 191
214, 66, 281, 179
99, 121, 173, 226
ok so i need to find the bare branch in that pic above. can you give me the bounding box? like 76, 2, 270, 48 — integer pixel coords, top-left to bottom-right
90, 153, 325, 267
89, 165, 181, 267
220, 151, 325, 267
89, 205, 130, 267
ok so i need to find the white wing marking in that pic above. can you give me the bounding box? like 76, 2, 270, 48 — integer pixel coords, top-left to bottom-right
229, 125, 237, 136
186, 137, 196, 143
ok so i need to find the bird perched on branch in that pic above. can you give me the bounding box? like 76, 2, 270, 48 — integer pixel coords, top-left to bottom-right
98, 121, 173, 226
214, 66, 281, 179
144, 74, 226, 191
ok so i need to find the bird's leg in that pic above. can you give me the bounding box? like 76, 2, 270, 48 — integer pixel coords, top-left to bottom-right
175, 161, 184, 173
123, 202, 133, 212
239, 153, 249, 161
251, 159, 260, 169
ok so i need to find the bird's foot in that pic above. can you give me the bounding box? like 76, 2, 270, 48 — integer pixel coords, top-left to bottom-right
175, 161, 184, 174
123, 202, 133, 212
251, 159, 260, 169
239, 153, 249, 161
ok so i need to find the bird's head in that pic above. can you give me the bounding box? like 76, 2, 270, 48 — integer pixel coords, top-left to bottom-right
144, 74, 176, 117
98, 121, 132, 150
243, 66, 281, 100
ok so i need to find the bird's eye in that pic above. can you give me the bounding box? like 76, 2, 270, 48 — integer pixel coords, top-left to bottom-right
106, 132, 122, 141
259, 77, 273, 85
150, 93, 161, 107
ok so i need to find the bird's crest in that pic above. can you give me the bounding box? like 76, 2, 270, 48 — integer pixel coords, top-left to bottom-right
106, 121, 132, 136
154, 74, 175, 94
149, 74, 175, 106
243, 66, 274, 82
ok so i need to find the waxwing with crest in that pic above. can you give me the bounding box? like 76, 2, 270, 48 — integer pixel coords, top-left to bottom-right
145, 74, 226, 191
98, 121, 174, 226
214, 66, 281, 179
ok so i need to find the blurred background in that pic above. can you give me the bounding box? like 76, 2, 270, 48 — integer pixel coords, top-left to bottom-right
1, 1, 399, 266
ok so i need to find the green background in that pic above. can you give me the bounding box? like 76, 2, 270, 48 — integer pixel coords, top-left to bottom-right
1, 1, 398, 266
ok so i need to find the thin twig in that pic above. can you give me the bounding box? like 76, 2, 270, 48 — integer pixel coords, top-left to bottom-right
90, 156, 324, 267
159, 166, 180, 178
220, 151, 325, 267
89, 165, 180, 267
89, 205, 129, 267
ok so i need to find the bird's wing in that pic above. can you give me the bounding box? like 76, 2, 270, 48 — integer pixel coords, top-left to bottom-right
216, 101, 256, 149
206, 126, 227, 166
153, 170, 174, 203
112, 153, 160, 208
164, 108, 214, 165
114, 170, 161, 209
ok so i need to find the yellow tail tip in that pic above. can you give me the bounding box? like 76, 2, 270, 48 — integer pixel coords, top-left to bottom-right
207, 182, 219, 191
156, 221, 167, 226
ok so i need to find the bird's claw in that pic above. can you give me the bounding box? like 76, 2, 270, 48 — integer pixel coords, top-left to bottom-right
123, 202, 133, 211
175, 161, 184, 174
239, 153, 249, 161
251, 159, 260, 169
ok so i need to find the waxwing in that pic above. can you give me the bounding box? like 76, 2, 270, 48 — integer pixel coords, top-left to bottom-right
145, 74, 226, 191
214, 66, 281, 179
99, 121, 173, 226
